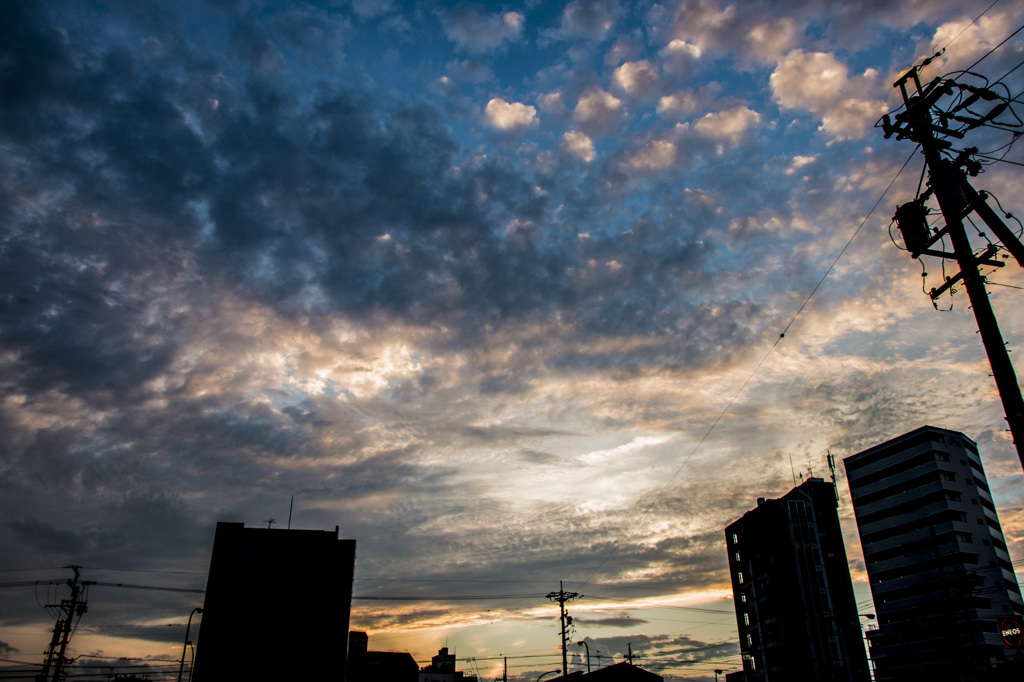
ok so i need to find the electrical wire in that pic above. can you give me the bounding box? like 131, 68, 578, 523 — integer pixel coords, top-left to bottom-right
575, 149, 919, 590
963, 21, 1024, 74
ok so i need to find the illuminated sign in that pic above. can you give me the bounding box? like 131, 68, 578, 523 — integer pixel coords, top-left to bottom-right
1000, 617, 1024, 648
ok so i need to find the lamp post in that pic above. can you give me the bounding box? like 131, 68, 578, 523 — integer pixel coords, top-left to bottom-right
177, 607, 202, 682
576, 641, 591, 673
536, 670, 560, 682
714, 670, 724, 682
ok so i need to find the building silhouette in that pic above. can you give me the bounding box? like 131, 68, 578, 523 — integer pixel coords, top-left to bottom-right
419, 647, 478, 682
725, 477, 870, 682
548, 662, 662, 682
347, 631, 419, 682
192, 522, 356, 682
844, 426, 1024, 681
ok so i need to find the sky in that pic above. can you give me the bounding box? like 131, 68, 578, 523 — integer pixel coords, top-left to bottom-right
2, 0, 1024, 680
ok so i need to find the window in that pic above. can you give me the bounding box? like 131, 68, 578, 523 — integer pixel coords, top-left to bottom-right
747, 634, 753, 647
735, 552, 741, 562
732, 533, 738, 544
940, 471, 955, 482
936, 452, 950, 462
740, 594, 747, 603
956, 532, 972, 543
744, 613, 750, 625
738, 572, 744, 584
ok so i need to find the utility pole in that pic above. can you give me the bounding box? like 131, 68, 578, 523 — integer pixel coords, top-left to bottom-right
884, 61, 1024, 469
545, 581, 580, 678
625, 643, 634, 665
39, 566, 88, 682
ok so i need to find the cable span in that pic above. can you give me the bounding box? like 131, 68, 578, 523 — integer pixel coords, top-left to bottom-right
575, 148, 918, 590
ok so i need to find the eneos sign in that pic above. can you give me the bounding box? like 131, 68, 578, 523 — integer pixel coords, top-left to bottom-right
1000, 617, 1024, 648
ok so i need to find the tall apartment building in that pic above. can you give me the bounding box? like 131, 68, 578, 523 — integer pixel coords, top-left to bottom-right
725, 477, 871, 682
193, 522, 357, 681
844, 426, 1024, 681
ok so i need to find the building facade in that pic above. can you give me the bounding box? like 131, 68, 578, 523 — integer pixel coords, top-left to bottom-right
726, 478, 871, 682
844, 426, 1024, 681
192, 522, 357, 681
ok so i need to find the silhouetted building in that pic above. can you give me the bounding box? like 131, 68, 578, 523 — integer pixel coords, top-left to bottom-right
549, 662, 662, 682
192, 522, 356, 682
347, 631, 419, 682
725, 477, 870, 682
845, 426, 1024, 681
419, 647, 477, 682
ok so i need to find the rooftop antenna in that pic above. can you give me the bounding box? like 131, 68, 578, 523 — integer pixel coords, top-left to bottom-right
788, 452, 797, 487
287, 495, 294, 530
827, 451, 840, 503
263, 518, 276, 529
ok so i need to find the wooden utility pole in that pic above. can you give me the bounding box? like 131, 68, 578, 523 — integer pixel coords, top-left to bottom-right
39, 566, 88, 682
545, 581, 580, 678
884, 63, 1024, 468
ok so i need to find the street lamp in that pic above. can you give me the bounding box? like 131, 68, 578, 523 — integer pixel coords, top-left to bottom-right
177, 607, 203, 682
715, 670, 724, 682
536, 670, 560, 681
576, 641, 590, 673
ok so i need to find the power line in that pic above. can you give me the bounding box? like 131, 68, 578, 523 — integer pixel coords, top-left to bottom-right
355, 594, 543, 601
937, 0, 1002, 55
576, 149, 917, 589
964, 21, 1024, 73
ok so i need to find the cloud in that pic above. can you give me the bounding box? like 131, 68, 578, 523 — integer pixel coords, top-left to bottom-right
574, 88, 625, 135
612, 60, 660, 99
746, 17, 801, 64
446, 59, 494, 83
657, 92, 698, 119
440, 6, 524, 53
770, 49, 887, 140
483, 98, 537, 131
786, 154, 818, 175
660, 0, 738, 54
227, 22, 286, 73
551, 0, 619, 42
605, 34, 642, 67
660, 38, 702, 75
350, 0, 395, 20
4, 0, 1024, 672
538, 91, 568, 116
693, 105, 761, 145
626, 139, 677, 171
576, 615, 649, 627
562, 130, 595, 162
